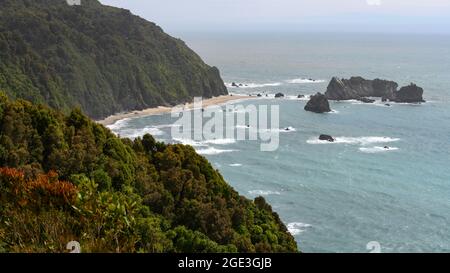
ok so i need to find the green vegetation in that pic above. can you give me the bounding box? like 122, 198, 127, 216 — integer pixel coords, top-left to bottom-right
0, 0, 227, 119
0, 94, 298, 253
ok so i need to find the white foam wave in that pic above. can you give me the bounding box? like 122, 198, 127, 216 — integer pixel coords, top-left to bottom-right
229, 163, 243, 167
225, 82, 282, 89
287, 78, 326, 84
287, 222, 312, 235
204, 138, 237, 145
173, 138, 236, 146
107, 118, 130, 131
307, 136, 400, 146
117, 126, 165, 139
155, 124, 182, 129
196, 147, 237, 155
173, 138, 208, 147
259, 127, 297, 133
248, 190, 281, 196
280, 126, 297, 133
359, 146, 399, 153
286, 95, 312, 101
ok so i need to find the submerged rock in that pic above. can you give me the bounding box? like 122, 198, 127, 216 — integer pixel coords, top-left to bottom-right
319, 134, 335, 142
275, 92, 285, 98
358, 97, 376, 103
304, 93, 331, 113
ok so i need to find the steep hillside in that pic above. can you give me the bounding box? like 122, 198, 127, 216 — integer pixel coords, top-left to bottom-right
0, 94, 298, 253
0, 0, 227, 119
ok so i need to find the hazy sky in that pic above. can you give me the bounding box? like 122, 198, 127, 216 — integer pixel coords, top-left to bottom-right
99, 0, 450, 34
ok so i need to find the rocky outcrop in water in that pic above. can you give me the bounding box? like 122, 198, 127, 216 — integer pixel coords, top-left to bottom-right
275, 93, 285, 98
319, 134, 335, 142
304, 93, 331, 113
325, 77, 398, 101
393, 83, 425, 103
325, 77, 425, 103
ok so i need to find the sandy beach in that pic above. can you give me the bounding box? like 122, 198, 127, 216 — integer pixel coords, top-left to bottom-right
97, 95, 252, 126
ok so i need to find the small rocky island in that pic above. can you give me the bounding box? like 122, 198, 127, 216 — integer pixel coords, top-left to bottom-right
304, 93, 331, 113
325, 77, 425, 103
303, 76, 425, 114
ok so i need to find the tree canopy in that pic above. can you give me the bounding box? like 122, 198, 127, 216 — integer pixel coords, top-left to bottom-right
0, 94, 298, 253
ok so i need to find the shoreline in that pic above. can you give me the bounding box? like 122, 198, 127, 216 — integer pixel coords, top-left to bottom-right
97, 95, 252, 126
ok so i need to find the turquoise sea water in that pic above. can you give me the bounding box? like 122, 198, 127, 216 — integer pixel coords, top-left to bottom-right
109, 33, 450, 252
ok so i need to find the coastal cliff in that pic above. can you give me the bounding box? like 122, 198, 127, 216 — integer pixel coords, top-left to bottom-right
0, 0, 227, 119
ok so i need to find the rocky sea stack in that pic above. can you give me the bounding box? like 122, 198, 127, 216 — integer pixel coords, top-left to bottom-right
304, 93, 331, 113
325, 77, 425, 103
394, 84, 425, 103
319, 134, 335, 142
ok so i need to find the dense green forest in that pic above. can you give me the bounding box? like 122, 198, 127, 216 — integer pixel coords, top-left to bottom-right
0, 94, 298, 253
0, 0, 227, 119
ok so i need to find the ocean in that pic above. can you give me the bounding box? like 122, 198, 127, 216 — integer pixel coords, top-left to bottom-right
108, 32, 450, 253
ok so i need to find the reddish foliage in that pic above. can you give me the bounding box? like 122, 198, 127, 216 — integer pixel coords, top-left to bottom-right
0, 167, 78, 208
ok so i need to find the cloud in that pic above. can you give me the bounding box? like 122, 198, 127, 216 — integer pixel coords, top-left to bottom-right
366, 0, 382, 6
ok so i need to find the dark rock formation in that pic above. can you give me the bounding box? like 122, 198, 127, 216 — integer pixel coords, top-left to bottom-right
325, 77, 398, 101
275, 93, 285, 98
325, 77, 425, 104
304, 93, 331, 113
358, 97, 376, 103
298, 94, 305, 98
393, 83, 425, 103
319, 134, 335, 142
232, 82, 239, 88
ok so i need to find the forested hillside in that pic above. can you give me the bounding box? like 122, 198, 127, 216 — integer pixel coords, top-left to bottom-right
0, 94, 298, 253
0, 0, 227, 119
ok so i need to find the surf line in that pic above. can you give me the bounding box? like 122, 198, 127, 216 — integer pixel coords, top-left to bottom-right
171, 97, 280, 152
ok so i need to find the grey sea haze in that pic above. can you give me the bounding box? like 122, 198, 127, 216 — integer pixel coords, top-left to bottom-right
109, 32, 450, 252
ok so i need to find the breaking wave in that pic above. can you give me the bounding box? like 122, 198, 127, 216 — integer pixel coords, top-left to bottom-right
287, 222, 312, 235
196, 147, 237, 155
287, 78, 326, 84
248, 190, 281, 196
